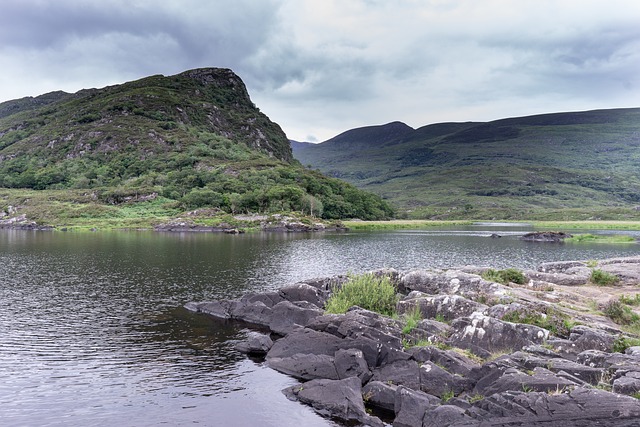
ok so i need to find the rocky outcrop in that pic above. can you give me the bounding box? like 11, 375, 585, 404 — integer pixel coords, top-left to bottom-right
186, 257, 640, 426
520, 231, 572, 242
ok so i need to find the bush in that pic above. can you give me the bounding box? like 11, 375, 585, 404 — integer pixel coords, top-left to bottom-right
325, 273, 398, 316
591, 269, 619, 286
482, 268, 526, 285
602, 300, 640, 325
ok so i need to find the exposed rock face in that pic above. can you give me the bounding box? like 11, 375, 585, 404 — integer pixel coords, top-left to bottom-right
186, 257, 640, 427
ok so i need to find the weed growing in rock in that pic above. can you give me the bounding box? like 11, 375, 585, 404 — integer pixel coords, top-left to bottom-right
468, 394, 484, 403
401, 304, 423, 335
482, 268, 526, 285
590, 269, 619, 286
612, 335, 640, 353
501, 307, 574, 338
619, 294, 640, 306
325, 273, 398, 316
441, 390, 455, 402
602, 300, 640, 325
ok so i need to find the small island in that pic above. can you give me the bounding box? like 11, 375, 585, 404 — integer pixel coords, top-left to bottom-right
187, 256, 640, 427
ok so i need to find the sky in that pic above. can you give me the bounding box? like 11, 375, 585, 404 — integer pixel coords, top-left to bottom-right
1, 0, 639, 142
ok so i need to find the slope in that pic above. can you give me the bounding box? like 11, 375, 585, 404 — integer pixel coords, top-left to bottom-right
292, 108, 640, 220
0, 68, 394, 224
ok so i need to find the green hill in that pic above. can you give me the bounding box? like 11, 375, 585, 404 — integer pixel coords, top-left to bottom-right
0, 68, 393, 226
292, 108, 640, 220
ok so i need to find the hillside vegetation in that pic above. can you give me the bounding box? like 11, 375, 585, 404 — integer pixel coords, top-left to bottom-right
0, 68, 393, 227
292, 109, 640, 220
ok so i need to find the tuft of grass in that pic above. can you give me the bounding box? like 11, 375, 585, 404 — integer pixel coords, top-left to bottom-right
619, 294, 640, 306
468, 394, 484, 404
590, 269, 619, 286
401, 304, 423, 335
602, 300, 640, 326
324, 273, 398, 316
612, 335, 640, 353
482, 268, 526, 285
441, 390, 455, 402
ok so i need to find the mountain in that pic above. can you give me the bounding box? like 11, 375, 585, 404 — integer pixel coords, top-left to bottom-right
292, 108, 640, 220
0, 68, 393, 221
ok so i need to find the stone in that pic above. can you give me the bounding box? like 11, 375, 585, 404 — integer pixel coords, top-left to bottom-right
423, 405, 474, 427
266, 327, 343, 360
419, 360, 471, 397
520, 231, 571, 242
408, 346, 480, 377
283, 377, 384, 427
524, 270, 589, 286
613, 371, 640, 396
278, 283, 327, 307
477, 366, 581, 395
362, 380, 397, 412
371, 359, 422, 390
268, 300, 323, 335
448, 313, 549, 357
184, 299, 237, 319
397, 294, 488, 322
400, 269, 502, 300
569, 325, 617, 353
334, 348, 371, 384
393, 386, 440, 427
267, 353, 339, 380
234, 331, 273, 355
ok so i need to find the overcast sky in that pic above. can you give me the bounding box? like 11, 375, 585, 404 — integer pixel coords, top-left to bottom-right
1, 0, 639, 142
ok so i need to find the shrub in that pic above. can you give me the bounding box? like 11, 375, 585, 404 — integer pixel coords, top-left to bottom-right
325, 273, 398, 316
602, 300, 640, 325
612, 335, 640, 353
590, 269, 619, 286
482, 268, 526, 285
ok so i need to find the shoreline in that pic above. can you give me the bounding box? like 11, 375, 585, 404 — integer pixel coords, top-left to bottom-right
187, 257, 640, 426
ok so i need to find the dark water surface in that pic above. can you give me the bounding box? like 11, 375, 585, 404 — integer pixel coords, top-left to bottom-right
1, 226, 639, 426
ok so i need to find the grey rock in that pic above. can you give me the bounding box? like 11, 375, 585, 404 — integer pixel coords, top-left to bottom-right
371, 359, 421, 390
537, 260, 587, 273
408, 346, 480, 377
509, 351, 603, 385
184, 299, 237, 319
283, 377, 384, 427
266, 327, 343, 360
400, 269, 502, 300
569, 325, 617, 352
627, 346, 640, 356
398, 294, 488, 322
419, 360, 471, 397
268, 300, 323, 335
423, 405, 474, 427
393, 386, 440, 427
478, 366, 580, 395
448, 313, 548, 357
230, 300, 273, 326
470, 388, 640, 425
268, 353, 339, 380
234, 331, 273, 355
278, 282, 327, 307
524, 270, 589, 286
240, 291, 283, 307
334, 348, 371, 384
362, 380, 398, 412
520, 231, 571, 242
613, 371, 640, 395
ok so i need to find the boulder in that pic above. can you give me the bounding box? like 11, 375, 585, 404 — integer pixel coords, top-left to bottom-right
370, 359, 422, 390
448, 313, 549, 357
397, 294, 488, 322
266, 327, 343, 360
334, 348, 371, 384
278, 283, 327, 307
613, 371, 640, 396
407, 346, 480, 377
419, 360, 471, 397
520, 231, 571, 242
477, 366, 581, 395
423, 405, 474, 427
470, 388, 640, 425
524, 270, 589, 286
393, 386, 440, 427
362, 380, 397, 412
283, 377, 384, 427
537, 260, 587, 273
184, 299, 237, 319
268, 300, 323, 335
234, 331, 273, 355
569, 325, 617, 353
399, 269, 503, 300
267, 353, 339, 380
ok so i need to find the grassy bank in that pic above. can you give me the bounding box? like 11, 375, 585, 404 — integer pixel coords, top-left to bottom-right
343, 219, 640, 231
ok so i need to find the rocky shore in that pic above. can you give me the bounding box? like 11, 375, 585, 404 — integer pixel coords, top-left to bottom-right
186, 257, 640, 427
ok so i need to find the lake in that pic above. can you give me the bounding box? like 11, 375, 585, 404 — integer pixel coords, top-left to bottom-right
2, 225, 639, 426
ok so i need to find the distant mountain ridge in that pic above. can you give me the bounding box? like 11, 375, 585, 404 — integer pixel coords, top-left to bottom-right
292, 108, 640, 220
0, 68, 393, 220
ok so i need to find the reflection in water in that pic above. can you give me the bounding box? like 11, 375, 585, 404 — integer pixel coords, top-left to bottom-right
1, 228, 639, 426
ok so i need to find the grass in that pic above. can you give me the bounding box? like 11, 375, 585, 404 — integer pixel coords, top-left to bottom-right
481, 268, 527, 285
501, 307, 575, 338
602, 300, 640, 326
401, 304, 423, 335
324, 273, 398, 316
590, 269, 620, 286
565, 233, 637, 244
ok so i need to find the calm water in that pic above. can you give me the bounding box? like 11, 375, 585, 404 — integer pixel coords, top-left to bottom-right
1, 226, 640, 426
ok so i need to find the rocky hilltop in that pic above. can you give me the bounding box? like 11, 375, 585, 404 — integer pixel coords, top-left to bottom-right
187, 257, 640, 426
